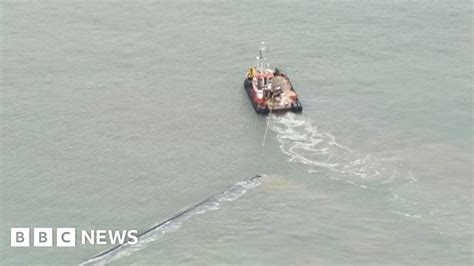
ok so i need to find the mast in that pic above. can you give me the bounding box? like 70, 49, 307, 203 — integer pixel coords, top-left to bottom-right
256, 42, 269, 72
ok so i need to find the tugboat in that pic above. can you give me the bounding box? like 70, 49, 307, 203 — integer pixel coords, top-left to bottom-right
244, 43, 303, 114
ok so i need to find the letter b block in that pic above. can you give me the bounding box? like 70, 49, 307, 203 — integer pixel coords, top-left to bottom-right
33, 228, 52, 247
11, 228, 30, 247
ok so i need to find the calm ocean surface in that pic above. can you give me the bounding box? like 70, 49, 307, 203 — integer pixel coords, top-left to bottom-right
1, 1, 472, 265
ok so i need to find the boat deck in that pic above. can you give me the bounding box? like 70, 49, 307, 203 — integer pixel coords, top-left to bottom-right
271, 75, 292, 93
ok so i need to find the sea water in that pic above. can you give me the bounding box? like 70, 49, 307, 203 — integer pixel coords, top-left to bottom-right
1, 1, 471, 265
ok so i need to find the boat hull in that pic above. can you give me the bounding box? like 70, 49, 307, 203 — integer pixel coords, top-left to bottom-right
243, 79, 303, 115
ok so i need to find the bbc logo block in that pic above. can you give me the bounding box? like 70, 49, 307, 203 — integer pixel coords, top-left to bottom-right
10, 228, 29, 247
11, 228, 76, 247
56, 228, 76, 247
33, 228, 52, 247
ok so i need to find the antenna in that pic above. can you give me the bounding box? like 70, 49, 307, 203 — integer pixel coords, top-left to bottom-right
257, 42, 270, 71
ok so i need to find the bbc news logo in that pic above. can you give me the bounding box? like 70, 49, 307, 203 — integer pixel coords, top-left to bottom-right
11, 228, 138, 247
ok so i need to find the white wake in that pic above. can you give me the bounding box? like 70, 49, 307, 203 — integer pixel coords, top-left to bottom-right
270, 113, 415, 189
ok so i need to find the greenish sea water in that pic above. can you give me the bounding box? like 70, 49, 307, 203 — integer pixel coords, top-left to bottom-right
1, 1, 472, 265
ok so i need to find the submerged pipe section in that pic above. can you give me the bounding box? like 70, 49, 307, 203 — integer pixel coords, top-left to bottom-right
84, 174, 263, 264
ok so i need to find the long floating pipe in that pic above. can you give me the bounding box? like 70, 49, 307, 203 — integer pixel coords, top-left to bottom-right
88, 174, 263, 261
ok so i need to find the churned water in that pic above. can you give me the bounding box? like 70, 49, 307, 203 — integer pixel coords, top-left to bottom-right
1, 1, 472, 265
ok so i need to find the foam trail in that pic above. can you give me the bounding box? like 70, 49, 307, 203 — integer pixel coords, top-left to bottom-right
270, 113, 413, 188
269, 113, 429, 218
81, 175, 263, 266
